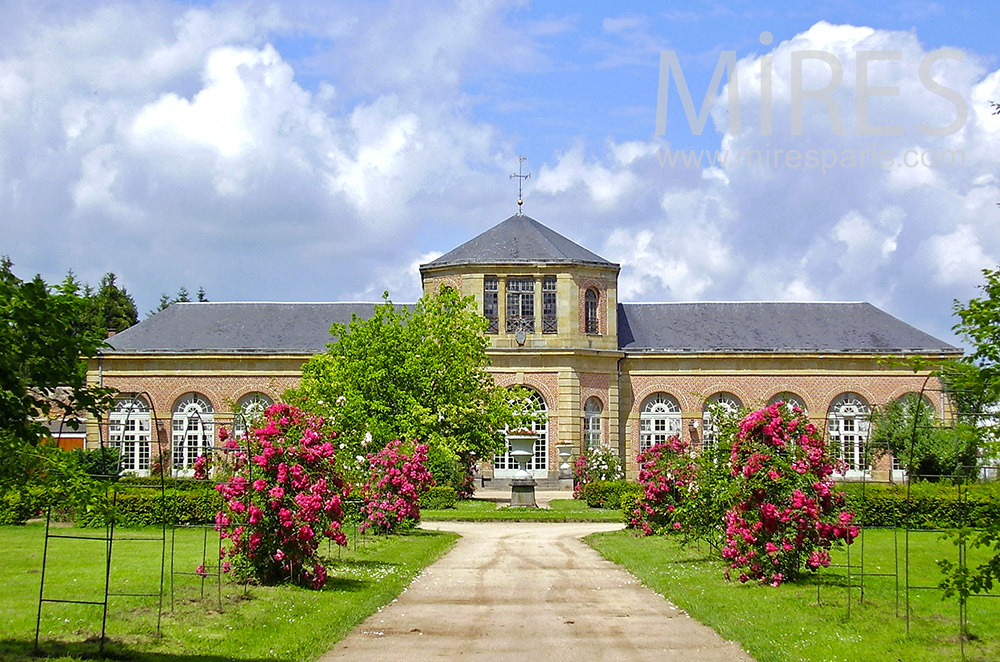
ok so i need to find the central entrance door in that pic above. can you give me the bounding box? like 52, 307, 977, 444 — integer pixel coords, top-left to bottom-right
493, 389, 548, 479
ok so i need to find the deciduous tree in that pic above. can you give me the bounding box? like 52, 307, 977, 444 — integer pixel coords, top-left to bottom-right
291, 287, 532, 478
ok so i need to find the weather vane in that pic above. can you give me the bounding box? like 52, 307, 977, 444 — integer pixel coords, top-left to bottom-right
510, 156, 530, 215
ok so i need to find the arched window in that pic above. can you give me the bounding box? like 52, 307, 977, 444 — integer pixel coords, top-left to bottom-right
827, 393, 871, 475
584, 397, 603, 450
767, 392, 807, 415
234, 392, 273, 439
585, 288, 599, 334
639, 393, 682, 452
109, 395, 152, 476
494, 389, 548, 476
172, 393, 214, 474
701, 392, 743, 449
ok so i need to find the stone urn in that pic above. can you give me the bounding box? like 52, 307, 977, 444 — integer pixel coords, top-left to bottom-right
506, 431, 538, 507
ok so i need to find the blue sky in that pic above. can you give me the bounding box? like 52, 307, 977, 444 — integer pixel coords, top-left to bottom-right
1, 0, 998, 345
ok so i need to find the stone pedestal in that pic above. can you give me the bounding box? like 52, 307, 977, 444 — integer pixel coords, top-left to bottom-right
510, 477, 537, 507
507, 433, 538, 508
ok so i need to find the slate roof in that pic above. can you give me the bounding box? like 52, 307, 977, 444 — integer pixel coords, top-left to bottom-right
617, 302, 960, 354
105, 300, 958, 355
422, 214, 617, 269
103, 302, 388, 354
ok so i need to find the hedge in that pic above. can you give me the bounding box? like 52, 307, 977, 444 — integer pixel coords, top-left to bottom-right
77, 490, 220, 528
839, 481, 1000, 529
583, 480, 643, 510
419, 486, 458, 510
117, 476, 219, 492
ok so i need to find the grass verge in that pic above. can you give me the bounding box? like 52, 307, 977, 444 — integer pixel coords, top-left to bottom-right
586, 528, 1000, 662
421, 497, 622, 522
0, 522, 457, 662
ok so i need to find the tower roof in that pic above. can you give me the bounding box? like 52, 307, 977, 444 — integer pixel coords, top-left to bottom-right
421, 214, 618, 270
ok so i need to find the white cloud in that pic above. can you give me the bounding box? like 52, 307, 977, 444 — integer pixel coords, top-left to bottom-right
0, 4, 997, 350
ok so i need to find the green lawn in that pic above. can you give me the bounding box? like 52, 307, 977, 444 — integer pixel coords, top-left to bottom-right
587, 528, 1000, 662
421, 497, 623, 522
0, 522, 457, 662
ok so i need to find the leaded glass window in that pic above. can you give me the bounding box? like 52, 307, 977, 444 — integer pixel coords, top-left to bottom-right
484, 276, 499, 334
585, 288, 599, 334
506, 277, 535, 333
542, 276, 557, 333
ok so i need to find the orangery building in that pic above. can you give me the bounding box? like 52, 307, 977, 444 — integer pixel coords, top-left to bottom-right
86, 213, 960, 482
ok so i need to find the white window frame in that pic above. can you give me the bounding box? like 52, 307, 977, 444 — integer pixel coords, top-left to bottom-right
584, 397, 603, 451
172, 393, 214, 476
234, 392, 273, 439
828, 393, 871, 480
494, 389, 548, 478
108, 395, 152, 476
767, 392, 807, 416
639, 393, 682, 453
701, 392, 743, 450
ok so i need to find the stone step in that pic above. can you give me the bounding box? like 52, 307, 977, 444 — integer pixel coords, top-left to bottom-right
477, 477, 572, 491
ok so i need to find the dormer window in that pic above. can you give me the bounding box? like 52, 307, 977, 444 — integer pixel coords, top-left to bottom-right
484, 276, 499, 333
506, 277, 535, 333
542, 276, 557, 333
585, 288, 599, 334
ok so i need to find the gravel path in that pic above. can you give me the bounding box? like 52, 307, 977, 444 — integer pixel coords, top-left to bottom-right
316, 521, 753, 661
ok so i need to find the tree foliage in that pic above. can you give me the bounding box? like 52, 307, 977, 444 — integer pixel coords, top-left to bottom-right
290, 287, 531, 477
869, 394, 979, 482
938, 266, 1000, 599
943, 266, 1000, 414
79, 272, 138, 335
148, 285, 208, 317
0, 259, 116, 490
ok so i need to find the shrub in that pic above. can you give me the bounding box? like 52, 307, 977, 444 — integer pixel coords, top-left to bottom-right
572, 447, 623, 499
627, 437, 697, 536
71, 447, 121, 478
424, 445, 475, 499
419, 485, 458, 509
583, 480, 642, 509
360, 440, 434, 534
722, 403, 858, 586
215, 403, 349, 589
0, 487, 44, 525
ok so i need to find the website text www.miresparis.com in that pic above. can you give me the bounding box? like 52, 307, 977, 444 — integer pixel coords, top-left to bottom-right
656, 145, 965, 172
655, 30, 970, 173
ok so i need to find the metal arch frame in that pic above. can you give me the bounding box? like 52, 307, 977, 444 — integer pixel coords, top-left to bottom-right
34, 391, 167, 656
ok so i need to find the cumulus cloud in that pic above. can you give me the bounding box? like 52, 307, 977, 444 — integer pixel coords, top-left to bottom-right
529, 20, 1000, 341
0, 3, 997, 349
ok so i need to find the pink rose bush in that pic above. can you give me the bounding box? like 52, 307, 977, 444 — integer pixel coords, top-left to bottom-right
722, 402, 858, 586
360, 439, 434, 534
628, 436, 697, 536
214, 403, 348, 589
